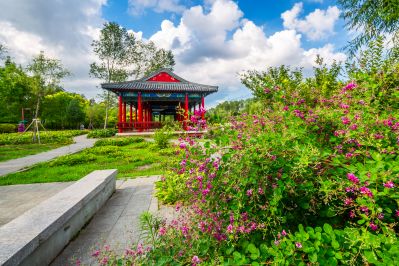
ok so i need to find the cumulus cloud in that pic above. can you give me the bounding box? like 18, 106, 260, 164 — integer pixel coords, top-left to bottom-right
0, 0, 106, 98
281, 2, 340, 40
150, 0, 346, 102
128, 0, 185, 16
0, 0, 346, 106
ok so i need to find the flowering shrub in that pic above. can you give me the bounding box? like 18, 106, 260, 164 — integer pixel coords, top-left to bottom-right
95, 44, 399, 264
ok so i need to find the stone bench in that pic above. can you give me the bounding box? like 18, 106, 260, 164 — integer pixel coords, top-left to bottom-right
0, 169, 117, 266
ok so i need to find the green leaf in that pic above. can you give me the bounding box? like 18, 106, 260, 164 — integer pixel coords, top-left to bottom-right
332, 240, 340, 250
335, 252, 343, 260
323, 223, 333, 234
233, 251, 242, 261
357, 219, 366, 225
226, 247, 234, 255
309, 253, 318, 263
364, 250, 378, 263
247, 243, 258, 254
204, 141, 210, 148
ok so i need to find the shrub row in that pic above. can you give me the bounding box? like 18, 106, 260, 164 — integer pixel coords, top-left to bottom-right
0, 130, 87, 145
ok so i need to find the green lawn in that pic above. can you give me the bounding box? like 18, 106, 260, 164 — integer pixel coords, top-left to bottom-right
0, 144, 64, 162
0, 138, 174, 186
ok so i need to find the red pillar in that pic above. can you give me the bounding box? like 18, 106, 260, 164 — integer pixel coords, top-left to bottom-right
201, 95, 205, 119
123, 102, 127, 123
118, 95, 122, 133
138, 92, 142, 131
129, 103, 133, 125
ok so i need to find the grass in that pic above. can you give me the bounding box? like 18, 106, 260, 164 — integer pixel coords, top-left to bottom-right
0, 144, 64, 162
0, 138, 176, 186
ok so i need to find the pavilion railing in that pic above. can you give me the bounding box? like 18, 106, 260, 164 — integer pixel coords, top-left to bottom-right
117, 122, 163, 131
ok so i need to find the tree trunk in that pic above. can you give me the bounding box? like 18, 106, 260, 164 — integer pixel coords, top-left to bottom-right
34, 96, 40, 120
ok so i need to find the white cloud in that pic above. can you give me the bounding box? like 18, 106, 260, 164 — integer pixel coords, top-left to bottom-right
128, 0, 185, 16
149, 0, 346, 103
0, 0, 106, 99
0, 0, 347, 107
281, 2, 340, 40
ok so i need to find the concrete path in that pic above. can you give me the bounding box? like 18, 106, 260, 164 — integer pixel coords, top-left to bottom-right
0, 182, 74, 226
52, 176, 160, 266
0, 135, 96, 177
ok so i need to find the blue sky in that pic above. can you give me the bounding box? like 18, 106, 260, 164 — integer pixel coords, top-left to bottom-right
0, 0, 350, 106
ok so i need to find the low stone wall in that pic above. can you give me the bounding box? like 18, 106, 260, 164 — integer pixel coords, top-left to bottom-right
0, 169, 117, 266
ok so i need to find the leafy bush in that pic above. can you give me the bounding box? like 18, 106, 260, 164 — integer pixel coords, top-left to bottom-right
49, 153, 97, 166
0, 130, 87, 145
92, 41, 399, 265
154, 127, 172, 149
87, 128, 117, 138
0, 124, 17, 133
94, 137, 144, 147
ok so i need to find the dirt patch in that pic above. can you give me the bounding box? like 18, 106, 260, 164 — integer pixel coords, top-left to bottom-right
136, 164, 153, 170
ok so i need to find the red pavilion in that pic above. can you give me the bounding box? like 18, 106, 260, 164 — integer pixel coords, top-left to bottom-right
101, 69, 218, 132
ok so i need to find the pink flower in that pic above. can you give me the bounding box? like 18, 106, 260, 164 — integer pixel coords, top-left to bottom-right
283, 106, 289, 111
340, 103, 350, 109
360, 186, 373, 198
347, 173, 359, 184
345, 153, 354, 159
341, 116, 350, 125
92, 250, 100, 257
202, 188, 210, 196
349, 210, 355, 218
192, 256, 201, 265
101, 257, 109, 265
258, 187, 264, 195
227, 224, 234, 233
360, 206, 369, 215
378, 213, 384, 220
349, 124, 358, 130
274, 240, 280, 246
343, 82, 357, 91
293, 110, 304, 119
396, 210, 399, 217
264, 88, 271, 93
344, 198, 353, 205
374, 133, 384, 139
246, 189, 253, 197
179, 142, 187, 149
384, 181, 394, 188
295, 242, 302, 248
369, 222, 378, 231
159, 227, 167, 236
281, 230, 287, 236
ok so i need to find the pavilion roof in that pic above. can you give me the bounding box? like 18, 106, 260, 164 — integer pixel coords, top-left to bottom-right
101, 68, 218, 94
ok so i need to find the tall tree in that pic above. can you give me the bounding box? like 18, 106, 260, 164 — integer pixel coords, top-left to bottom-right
90, 22, 175, 128
27, 51, 70, 120
338, 0, 399, 55
90, 22, 137, 129
133, 41, 175, 78
0, 59, 36, 123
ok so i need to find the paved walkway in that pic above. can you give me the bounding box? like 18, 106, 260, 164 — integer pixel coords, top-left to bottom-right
0, 135, 96, 177
52, 176, 165, 266
0, 182, 74, 226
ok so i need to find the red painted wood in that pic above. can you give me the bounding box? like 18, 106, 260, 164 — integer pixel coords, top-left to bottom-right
138, 92, 142, 122
129, 103, 133, 124
147, 72, 180, 82
118, 96, 122, 133
123, 102, 127, 123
